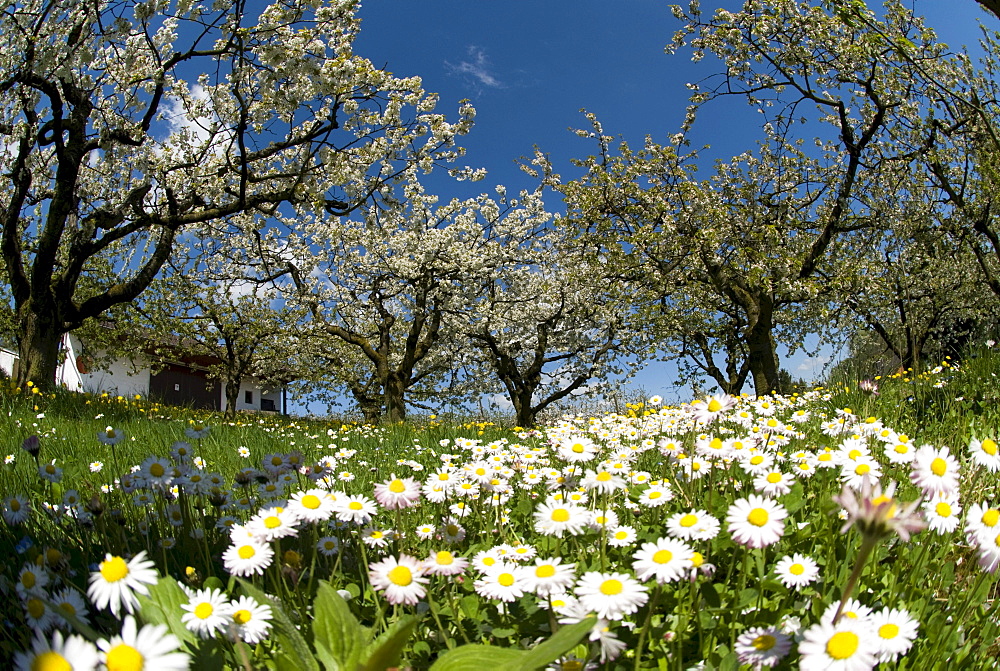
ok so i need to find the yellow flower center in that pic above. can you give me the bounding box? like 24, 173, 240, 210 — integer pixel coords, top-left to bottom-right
747, 508, 769, 527
10, 499, 21, 511
599, 579, 623, 595
826, 631, 859, 659
571, 443, 585, 453
389, 480, 406, 493
614, 531, 628, 540
848, 449, 862, 460
21, 572, 36, 589
301, 495, 321, 510
707, 398, 722, 412
936, 502, 952, 517
436, 551, 454, 565
238, 545, 256, 559
983, 439, 998, 456
535, 564, 556, 578
264, 516, 281, 529
789, 563, 804, 575
931, 458, 947, 476
551, 508, 570, 522
482, 557, 496, 566
855, 464, 870, 475
983, 509, 1000, 527
652, 549, 673, 564
194, 602, 214, 619
45, 464, 56, 474
878, 623, 899, 640
27, 598, 45, 618
498, 573, 515, 587
752, 634, 776, 651
766, 473, 782, 483
105, 643, 144, 671
709, 437, 723, 450
150, 463, 164, 477
690, 552, 704, 567
349, 501, 363, 510
30, 651, 70, 671
233, 609, 252, 625
750, 455, 764, 465
100, 556, 129, 582
387, 565, 413, 586
649, 491, 662, 500
596, 472, 612, 482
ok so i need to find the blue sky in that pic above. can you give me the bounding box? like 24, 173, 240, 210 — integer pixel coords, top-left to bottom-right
340, 1, 995, 406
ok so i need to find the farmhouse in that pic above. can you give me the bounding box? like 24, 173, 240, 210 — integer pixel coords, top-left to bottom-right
0, 332, 288, 414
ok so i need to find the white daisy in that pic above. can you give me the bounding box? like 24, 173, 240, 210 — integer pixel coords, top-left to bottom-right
522, 557, 576, 597
181, 587, 233, 639
910, 444, 960, 496
574, 571, 648, 620
734, 625, 792, 669
229, 595, 273, 645
726, 495, 787, 548
368, 554, 428, 606
797, 618, 878, 670
421, 550, 469, 577
773, 553, 820, 590
631, 537, 694, 584
97, 615, 189, 670
14, 629, 100, 671
246, 506, 301, 542
474, 562, 529, 602
87, 551, 158, 617
222, 540, 274, 577
666, 509, 721, 541
869, 607, 918, 663
969, 437, 1000, 472
923, 491, 962, 535
607, 525, 638, 548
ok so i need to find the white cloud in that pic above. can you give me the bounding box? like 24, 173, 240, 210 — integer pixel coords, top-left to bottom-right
488, 393, 513, 410
446, 46, 504, 89
796, 355, 830, 373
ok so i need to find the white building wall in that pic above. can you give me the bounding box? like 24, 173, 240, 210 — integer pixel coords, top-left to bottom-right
60, 334, 150, 397
0, 347, 17, 379
221, 379, 270, 413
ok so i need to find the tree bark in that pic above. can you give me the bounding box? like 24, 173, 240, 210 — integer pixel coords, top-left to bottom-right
16, 304, 62, 389
384, 372, 406, 423
745, 298, 780, 396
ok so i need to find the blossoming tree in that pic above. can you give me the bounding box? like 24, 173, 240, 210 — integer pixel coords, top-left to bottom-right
283, 177, 554, 423
0, 0, 475, 389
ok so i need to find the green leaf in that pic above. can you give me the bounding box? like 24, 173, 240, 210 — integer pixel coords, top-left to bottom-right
314, 581, 365, 671
238, 579, 320, 671
429, 617, 597, 671
460, 594, 480, 619
136, 576, 199, 650
203, 576, 225, 592
700, 581, 722, 609
428, 644, 526, 671
516, 616, 596, 669
363, 614, 418, 671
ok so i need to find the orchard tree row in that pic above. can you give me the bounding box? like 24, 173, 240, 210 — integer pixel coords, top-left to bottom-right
3, 0, 1000, 425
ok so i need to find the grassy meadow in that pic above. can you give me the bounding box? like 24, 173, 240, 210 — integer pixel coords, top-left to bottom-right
2, 349, 1000, 669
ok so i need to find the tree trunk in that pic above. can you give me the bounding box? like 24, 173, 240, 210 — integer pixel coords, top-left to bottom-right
224, 379, 242, 419
17, 306, 63, 390
513, 387, 538, 428
384, 373, 406, 423
746, 302, 780, 396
